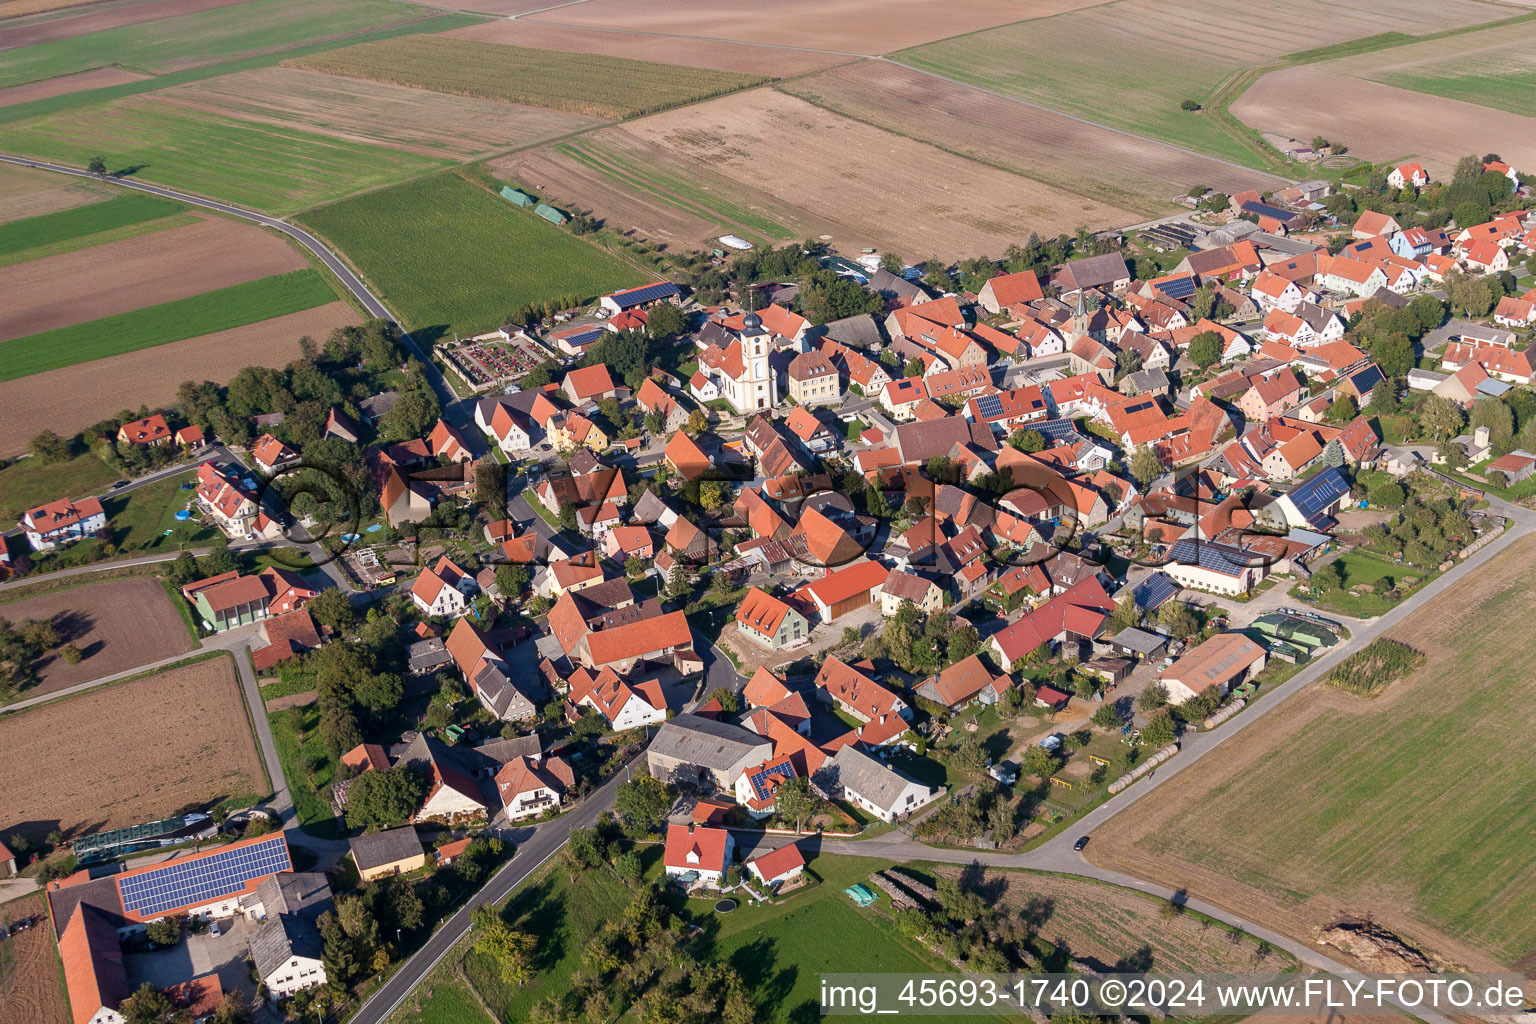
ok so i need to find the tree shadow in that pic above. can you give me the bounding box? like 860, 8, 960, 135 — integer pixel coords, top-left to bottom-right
1019, 895, 1054, 935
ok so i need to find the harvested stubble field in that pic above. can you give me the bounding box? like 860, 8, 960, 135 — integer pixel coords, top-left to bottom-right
0, 893, 69, 1024
521, 0, 1105, 53
0, 578, 196, 703
0, 159, 111, 223
931, 866, 1296, 972
781, 62, 1282, 217
445, 19, 852, 78
894, 0, 1512, 168
1337, 19, 1536, 115
0, 214, 308, 341
0, 0, 425, 89
0, 654, 266, 843
1, 268, 339, 380
0, 66, 149, 107
542, 90, 1131, 258
298, 172, 647, 336
1090, 533, 1536, 972
291, 37, 767, 119
161, 66, 599, 160
0, 0, 253, 47
1231, 67, 1536, 179
0, 302, 351, 454
2, 95, 449, 213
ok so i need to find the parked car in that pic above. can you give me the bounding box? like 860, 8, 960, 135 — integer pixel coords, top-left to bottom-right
1074, 835, 1091, 852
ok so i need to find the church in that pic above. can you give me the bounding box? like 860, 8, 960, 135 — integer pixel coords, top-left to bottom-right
690, 309, 779, 414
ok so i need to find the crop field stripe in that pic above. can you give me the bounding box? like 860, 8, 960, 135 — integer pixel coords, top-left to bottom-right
0, 12, 488, 126
0, 209, 198, 269
0, 193, 181, 256
287, 36, 768, 119
0, 269, 339, 381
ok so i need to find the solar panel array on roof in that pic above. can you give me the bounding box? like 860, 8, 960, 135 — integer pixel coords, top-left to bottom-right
1287, 467, 1350, 525
1032, 418, 1081, 443
611, 282, 679, 307
746, 760, 795, 800
559, 327, 604, 345
1348, 364, 1384, 395
1242, 201, 1294, 221
1155, 276, 1198, 299
973, 393, 1004, 420
1133, 572, 1179, 610
1169, 539, 1254, 577
118, 834, 290, 917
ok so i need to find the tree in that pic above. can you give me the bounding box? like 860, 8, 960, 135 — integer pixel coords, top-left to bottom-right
774, 776, 817, 833
1130, 445, 1162, 487
1158, 600, 1200, 638
345, 767, 426, 828
706, 687, 740, 713
87, 156, 108, 175
213, 991, 250, 1024
145, 915, 183, 946
1369, 481, 1406, 508
1188, 331, 1222, 369
1419, 395, 1465, 440
1020, 745, 1057, 779
646, 303, 687, 339
1008, 428, 1046, 453
307, 587, 355, 635
613, 773, 673, 835
1137, 682, 1169, 712
1322, 439, 1345, 468
557, 500, 577, 531
950, 737, 988, 777
59, 643, 83, 665
1180, 99, 1201, 111
1470, 399, 1514, 442
1327, 393, 1358, 424
1409, 293, 1444, 333
1142, 710, 1177, 747
494, 562, 530, 599
1092, 704, 1123, 730
28, 430, 71, 464
120, 982, 176, 1024
473, 905, 536, 984
988, 798, 1017, 843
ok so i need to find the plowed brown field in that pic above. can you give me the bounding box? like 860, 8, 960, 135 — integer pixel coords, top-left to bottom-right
0, 161, 111, 224
0, 0, 253, 49
0, 214, 309, 342
519, 0, 1104, 53
0, 66, 149, 106
0, 578, 196, 704
0, 654, 265, 843
554, 90, 1135, 258
0, 300, 351, 454
0, 894, 69, 1024
164, 66, 600, 159
783, 62, 1284, 214
446, 19, 853, 77
1231, 66, 1536, 179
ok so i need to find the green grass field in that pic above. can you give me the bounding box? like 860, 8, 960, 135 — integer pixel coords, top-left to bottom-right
0, 208, 198, 270
3, 98, 449, 213
389, 977, 492, 1024
1300, 550, 1435, 618
0, 269, 340, 381
101, 472, 218, 553
0, 450, 119, 519
268, 702, 342, 837
0, 194, 181, 257
298, 173, 647, 337
0, 0, 426, 90
1344, 21, 1536, 115
289, 36, 767, 118
1128, 535, 1536, 967
893, 0, 1511, 169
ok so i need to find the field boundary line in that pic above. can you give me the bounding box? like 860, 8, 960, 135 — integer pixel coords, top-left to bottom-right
0, 647, 227, 718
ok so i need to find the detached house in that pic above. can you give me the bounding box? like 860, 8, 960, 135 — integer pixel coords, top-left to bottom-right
563, 364, 620, 405
636, 378, 688, 433
735, 587, 810, 650
250, 434, 300, 474
567, 665, 667, 730
410, 556, 476, 618
19, 495, 106, 551
977, 269, 1044, 313
1387, 162, 1428, 190
786, 350, 841, 406
821, 745, 935, 822
663, 824, 734, 887
117, 414, 172, 446
495, 754, 575, 820
1237, 368, 1302, 423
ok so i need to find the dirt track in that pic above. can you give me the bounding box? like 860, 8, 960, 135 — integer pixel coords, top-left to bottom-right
0, 654, 266, 844
1231, 66, 1536, 178
0, 300, 352, 454
0, 213, 310, 341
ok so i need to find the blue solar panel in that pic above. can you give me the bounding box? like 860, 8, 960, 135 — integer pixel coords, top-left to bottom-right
1288, 467, 1350, 523
1032, 418, 1081, 443
1349, 364, 1384, 395
747, 761, 795, 800
973, 393, 1004, 420
118, 835, 290, 917
610, 281, 678, 308
1242, 201, 1294, 221
1133, 572, 1178, 610
1156, 276, 1197, 299
1169, 539, 1253, 577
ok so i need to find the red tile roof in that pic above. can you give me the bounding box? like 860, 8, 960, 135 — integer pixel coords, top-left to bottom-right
564, 364, 616, 401
747, 840, 805, 881
664, 823, 730, 873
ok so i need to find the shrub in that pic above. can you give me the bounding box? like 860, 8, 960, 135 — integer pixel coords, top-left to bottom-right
1327, 638, 1425, 697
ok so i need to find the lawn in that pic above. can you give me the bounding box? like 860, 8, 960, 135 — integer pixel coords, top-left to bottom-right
0, 194, 181, 257
389, 976, 492, 1024
1109, 533, 1536, 967
0, 0, 427, 90
299, 173, 648, 338
100, 472, 220, 554
0, 270, 341, 381
290, 37, 768, 119
268, 703, 342, 838
0, 450, 119, 520
1300, 550, 1433, 618
2, 98, 449, 214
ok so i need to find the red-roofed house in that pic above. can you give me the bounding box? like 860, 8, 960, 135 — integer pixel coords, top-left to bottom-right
914, 653, 1008, 710
794, 560, 888, 621
1461, 239, 1510, 274
746, 840, 805, 886
664, 823, 734, 886
116, 414, 171, 446
814, 655, 908, 723
977, 270, 1043, 313
495, 754, 575, 819
989, 576, 1115, 666
733, 753, 797, 817
20, 495, 106, 551
411, 555, 476, 617
250, 433, 300, 473
563, 364, 619, 404
1238, 369, 1302, 423
736, 587, 809, 650
664, 430, 712, 480
1387, 162, 1427, 190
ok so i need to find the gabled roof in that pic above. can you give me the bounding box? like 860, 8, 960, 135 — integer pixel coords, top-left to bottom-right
737, 586, 799, 637
564, 363, 616, 401
796, 559, 888, 610
982, 269, 1044, 306
664, 823, 731, 872
815, 655, 903, 719
58, 904, 129, 1024
916, 654, 1001, 708
747, 840, 805, 881
744, 666, 792, 707
664, 430, 712, 479
990, 575, 1115, 663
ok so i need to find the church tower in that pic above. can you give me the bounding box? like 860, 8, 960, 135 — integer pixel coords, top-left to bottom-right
740, 307, 776, 410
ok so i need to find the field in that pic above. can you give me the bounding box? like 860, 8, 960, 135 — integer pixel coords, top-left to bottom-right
269, 700, 340, 834
1090, 533, 1536, 972
516, 0, 1106, 53
893, 0, 1514, 168
505, 89, 1132, 258
781, 62, 1282, 217
0, 0, 254, 48
0, 893, 70, 1024
0, 67, 150, 107
0, 654, 266, 843
298, 172, 647, 337
388, 976, 492, 1024
1342, 19, 1536, 115
158, 66, 600, 159
1231, 67, 1536, 177
932, 866, 1296, 972
0, 214, 311, 341
0, 450, 118, 516
0, 301, 351, 454
1, 268, 340, 381
0, 0, 427, 89
0, 578, 196, 704
0, 192, 180, 257
288, 36, 767, 119
0, 160, 112, 223
2, 95, 450, 212
445, 19, 851, 77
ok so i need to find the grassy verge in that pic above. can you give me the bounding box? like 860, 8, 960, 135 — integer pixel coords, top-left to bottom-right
268, 702, 343, 838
